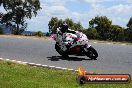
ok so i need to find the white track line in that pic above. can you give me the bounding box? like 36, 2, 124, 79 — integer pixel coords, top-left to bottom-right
107, 43, 112, 44
55, 67, 62, 69
49, 66, 55, 68
22, 62, 28, 64
42, 65, 48, 67
5, 59, 10, 61
11, 60, 17, 62
16, 61, 22, 63
0, 58, 3, 60
122, 44, 126, 45
68, 69, 74, 71
28, 63, 36, 65
61, 68, 68, 70
35, 64, 42, 66
0, 58, 77, 72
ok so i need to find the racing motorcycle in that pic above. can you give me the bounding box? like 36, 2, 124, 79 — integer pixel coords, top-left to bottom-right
50, 29, 98, 60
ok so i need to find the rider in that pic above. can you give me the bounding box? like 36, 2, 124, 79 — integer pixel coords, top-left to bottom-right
57, 22, 76, 51
59, 22, 76, 35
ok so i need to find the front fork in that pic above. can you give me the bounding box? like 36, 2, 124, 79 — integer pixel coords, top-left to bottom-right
83, 44, 91, 52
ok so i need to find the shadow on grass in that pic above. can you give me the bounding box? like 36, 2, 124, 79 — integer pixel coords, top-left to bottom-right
47, 56, 97, 61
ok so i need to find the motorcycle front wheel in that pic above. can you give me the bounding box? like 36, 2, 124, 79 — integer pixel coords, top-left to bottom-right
55, 43, 69, 58
85, 46, 98, 60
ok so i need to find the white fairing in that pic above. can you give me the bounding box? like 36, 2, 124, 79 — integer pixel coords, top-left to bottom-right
51, 28, 91, 51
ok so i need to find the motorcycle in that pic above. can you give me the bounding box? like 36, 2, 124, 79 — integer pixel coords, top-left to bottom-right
50, 29, 98, 60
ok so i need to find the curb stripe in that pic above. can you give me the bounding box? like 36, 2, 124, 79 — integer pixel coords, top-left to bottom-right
49, 66, 55, 68
12, 60, 16, 62
107, 43, 112, 44
22, 62, 28, 64
0, 58, 3, 60
0, 58, 77, 72
42, 65, 48, 67
122, 44, 126, 45
6, 59, 10, 61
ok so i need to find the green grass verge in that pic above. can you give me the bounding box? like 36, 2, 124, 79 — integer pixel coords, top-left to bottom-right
91, 40, 132, 45
0, 60, 131, 88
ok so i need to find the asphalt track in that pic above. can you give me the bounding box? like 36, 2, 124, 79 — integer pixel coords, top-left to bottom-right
0, 37, 132, 75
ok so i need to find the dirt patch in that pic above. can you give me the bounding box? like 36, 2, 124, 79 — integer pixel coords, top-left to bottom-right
0, 35, 50, 40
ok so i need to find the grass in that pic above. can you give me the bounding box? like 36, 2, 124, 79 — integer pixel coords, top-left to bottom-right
0, 60, 132, 88
90, 39, 132, 45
